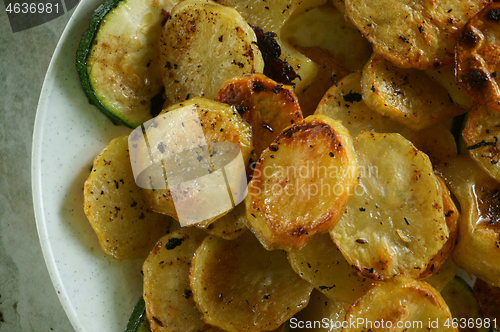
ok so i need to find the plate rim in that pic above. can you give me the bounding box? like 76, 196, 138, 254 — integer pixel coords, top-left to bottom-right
31, 1, 94, 331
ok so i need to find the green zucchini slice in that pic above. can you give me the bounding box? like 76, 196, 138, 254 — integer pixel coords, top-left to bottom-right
441, 277, 489, 332
126, 297, 151, 332
76, 0, 173, 128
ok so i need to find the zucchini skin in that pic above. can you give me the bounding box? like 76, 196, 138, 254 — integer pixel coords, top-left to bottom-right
125, 297, 151, 332
75, 0, 128, 127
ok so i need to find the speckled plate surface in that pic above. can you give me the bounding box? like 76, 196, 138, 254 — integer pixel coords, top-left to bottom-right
31, 0, 141, 331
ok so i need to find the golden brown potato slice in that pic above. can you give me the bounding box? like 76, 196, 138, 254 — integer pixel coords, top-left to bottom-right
159, 0, 264, 104
315, 71, 403, 135
425, 64, 474, 110
442, 277, 489, 332
332, 132, 449, 280
215, 74, 303, 159
463, 104, 500, 182
215, 0, 327, 93
288, 233, 377, 304
202, 201, 246, 240
292, 46, 350, 116
190, 232, 314, 332
362, 54, 467, 130
456, 3, 500, 112
245, 115, 357, 251
345, 0, 489, 69
290, 289, 350, 332
422, 257, 457, 292
435, 155, 500, 287
418, 176, 459, 280
84, 135, 171, 259
142, 228, 212, 332
138, 97, 253, 226
473, 278, 500, 332
316, 71, 458, 166
281, 3, 372, 72
343, 277, 457, 332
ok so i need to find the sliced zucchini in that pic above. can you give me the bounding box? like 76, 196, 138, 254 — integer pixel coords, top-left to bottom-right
442, 277, 489, 332
126, 298, 150, 332
76, 0, 173, 127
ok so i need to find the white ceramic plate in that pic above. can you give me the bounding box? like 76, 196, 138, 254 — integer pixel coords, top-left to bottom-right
32, 0, 141, 331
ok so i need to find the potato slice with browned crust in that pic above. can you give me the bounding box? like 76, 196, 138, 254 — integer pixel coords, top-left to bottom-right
288, 233, 377, 304
190, 232, 314, 332
473, 278, 500, 331
159, 0, 264, 104
463, 104, 500, 182
315, 72, 403, 135
84, 135, 171, 259
137, 97, 253, 226
316, 71, 458, 166
345, 0, 489, 69
215, 74, 303, 159
362, 54, 467, 130
331, 132, 449, 280
435, 155, 500, 287
142, 228, 213, 332
202, 201, 246, 240
245, 115, 357, 251
290, 289, 350, 332
418, 176, 459, 280
425, 64, 474, 110
343, 277, 457, 332
456, 3, 500, 112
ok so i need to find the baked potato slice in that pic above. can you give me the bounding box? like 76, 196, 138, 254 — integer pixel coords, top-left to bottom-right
281, 3, 371, 73
215, 0, 328, 90
422, 257, 457, 292
159, 0, 264, 104
215, 74, 303, 159
245, 115, 357, 251
463, 104, 500, 182
290, 289, 350, 332
135, 97, 252, 226
345, 0, 489, 69
456, 3, 500, 112
84, 135, 171, 259
190, 232, 314, 332
473, 278, 500, 332
435, 155, 500, 287
288, 233, 377, 304
362, 54, 466, 130
142, 228, 212, 332
425, 64, 474, 110
202, 201, 246, 240
316, 71, 458, 166
343, 277, 457, 332
442, 277, 489, 332
331, 132, 449, 280
418, 176, 460, 280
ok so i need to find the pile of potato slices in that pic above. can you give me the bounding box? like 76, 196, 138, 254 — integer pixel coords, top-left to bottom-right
81, 0, 500, 330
